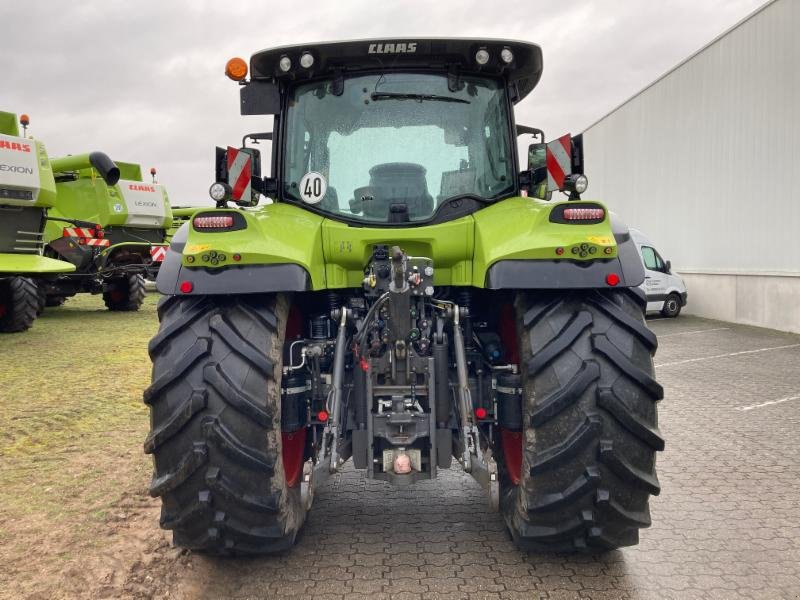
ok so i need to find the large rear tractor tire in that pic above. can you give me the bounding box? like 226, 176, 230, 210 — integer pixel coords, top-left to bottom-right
0, 277, 39, 333
499, 288, 664, 552
144, 293, 307, 554
103, 274, 146, 311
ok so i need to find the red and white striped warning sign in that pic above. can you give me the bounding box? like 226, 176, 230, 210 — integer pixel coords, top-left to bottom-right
226, 146, 252, 202
62, 227, 110, 246
546, 134, 572, 192
62, 227, 95, 238
150, 246, 167, 262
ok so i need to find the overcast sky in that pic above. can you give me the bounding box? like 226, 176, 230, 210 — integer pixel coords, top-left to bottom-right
2, 0, 766, 206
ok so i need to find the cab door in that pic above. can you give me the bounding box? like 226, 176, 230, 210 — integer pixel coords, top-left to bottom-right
640, 245, 667, 312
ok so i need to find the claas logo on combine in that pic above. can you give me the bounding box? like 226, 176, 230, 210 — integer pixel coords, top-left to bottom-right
0, 140, 31, 153
128, 184, 157, 192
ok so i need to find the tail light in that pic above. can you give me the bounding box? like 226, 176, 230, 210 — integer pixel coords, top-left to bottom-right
563, 207, 605, 221
194, 215, 234, 229
549, 203, 606, 224
191, 211, 245, 231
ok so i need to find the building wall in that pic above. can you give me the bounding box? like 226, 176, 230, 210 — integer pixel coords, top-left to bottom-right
582, 0, 800, 332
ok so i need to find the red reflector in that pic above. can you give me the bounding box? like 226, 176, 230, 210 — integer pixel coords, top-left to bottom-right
563, 207, 605, 221
606, 273, 620, 286
317, 410, 329, 422
95, 229, 104, 239
475, 407, 488, 420
194, 215, 234, 229
233, 253, 241, 262
555, 247, 564, 256
179, 281, 193, 293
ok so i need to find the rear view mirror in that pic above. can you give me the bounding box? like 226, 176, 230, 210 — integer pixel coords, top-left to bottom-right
525, 142, 550, 200
666, 260, 672, 273
528, 142, 546, 171
240, 80, 281, 115
238, 147, 261, 179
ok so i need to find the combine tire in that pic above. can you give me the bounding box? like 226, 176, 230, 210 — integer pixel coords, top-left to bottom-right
103, 274, 146, 311
0, 277, 39, 333
46, 295, 68, 308
36, 283, 47, 315
499, 289, 664, 552
144, 293, 307, 554
35, 284, 66, 313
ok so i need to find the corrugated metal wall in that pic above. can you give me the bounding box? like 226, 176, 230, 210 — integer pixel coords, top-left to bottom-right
583, 0, 800, 275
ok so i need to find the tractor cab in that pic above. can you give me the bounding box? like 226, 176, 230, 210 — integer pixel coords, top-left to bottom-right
211, 39, 567, 220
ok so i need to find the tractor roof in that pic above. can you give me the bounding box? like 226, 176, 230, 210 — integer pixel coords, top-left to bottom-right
249, 38, 543, 102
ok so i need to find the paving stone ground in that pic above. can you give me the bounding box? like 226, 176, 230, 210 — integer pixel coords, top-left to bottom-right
182, 315, 800, 599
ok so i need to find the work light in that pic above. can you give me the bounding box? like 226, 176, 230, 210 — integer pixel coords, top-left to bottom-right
475, 49, 490, 65
209, 182, 231, 202
300, 52, 314, 68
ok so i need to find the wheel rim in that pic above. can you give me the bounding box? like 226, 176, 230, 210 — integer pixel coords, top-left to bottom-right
498, 302, 522, 485
282, 304, 307, 487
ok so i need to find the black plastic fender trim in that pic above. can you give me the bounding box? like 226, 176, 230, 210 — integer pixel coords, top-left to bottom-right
157, 261, 310, 295
485, 255, 643, 289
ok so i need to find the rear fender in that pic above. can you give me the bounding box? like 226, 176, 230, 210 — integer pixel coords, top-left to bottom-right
156, 204, 322, 295
476, 198, 645, 289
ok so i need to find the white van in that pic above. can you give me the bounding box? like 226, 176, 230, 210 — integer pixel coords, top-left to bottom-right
630, 229, 688, 318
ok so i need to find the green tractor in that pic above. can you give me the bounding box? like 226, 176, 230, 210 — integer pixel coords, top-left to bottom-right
0, 112, 75, 332
40, 157, 173, 310
145, 39, 664, 554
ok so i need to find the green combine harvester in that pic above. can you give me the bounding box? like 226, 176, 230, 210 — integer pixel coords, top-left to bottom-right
0, 112, 75, 332
145, 39, 664, 555
165, 206, 198, 244
40, 155, 173, 310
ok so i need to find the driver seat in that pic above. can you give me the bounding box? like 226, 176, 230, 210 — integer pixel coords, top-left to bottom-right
361, 163, 434, 220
